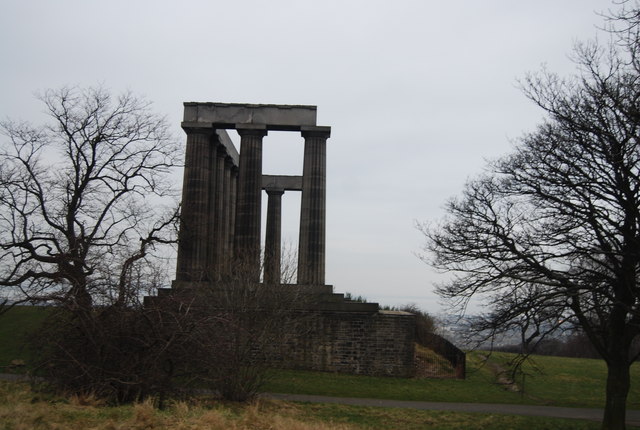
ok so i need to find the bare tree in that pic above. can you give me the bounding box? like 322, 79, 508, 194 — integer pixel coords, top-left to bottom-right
0, 87, 312, 403
0, 86, 180, 313
0, 86, 184, 402
159, 249, 308, 402
421, 3, 640, 429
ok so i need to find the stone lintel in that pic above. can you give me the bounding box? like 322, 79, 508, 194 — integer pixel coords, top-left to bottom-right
262, 174, 303, 191
183, 102, 317, 131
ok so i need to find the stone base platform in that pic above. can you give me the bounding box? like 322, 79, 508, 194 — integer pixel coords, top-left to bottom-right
144, 283, 415, 378
275, 307, 416, 377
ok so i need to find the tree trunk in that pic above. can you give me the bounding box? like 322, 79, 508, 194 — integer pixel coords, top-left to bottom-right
602, 360, 631, 430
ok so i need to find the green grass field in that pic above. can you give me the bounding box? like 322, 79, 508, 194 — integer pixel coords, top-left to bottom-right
265, 352, 640, 409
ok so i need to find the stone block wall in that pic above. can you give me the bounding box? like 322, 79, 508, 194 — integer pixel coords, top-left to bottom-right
146, 286, 416, 378
270, 309, 416, 377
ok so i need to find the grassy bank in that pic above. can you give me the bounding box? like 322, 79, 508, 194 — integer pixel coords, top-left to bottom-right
265, 352, 640, 409
0, 380, 614, 430
3, 305, 640, 410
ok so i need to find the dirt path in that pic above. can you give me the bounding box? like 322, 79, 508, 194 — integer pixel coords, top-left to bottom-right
263, 392, 640, 426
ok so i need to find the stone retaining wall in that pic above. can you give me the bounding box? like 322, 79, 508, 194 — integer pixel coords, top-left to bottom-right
146, 286, 416, 378
269, 309, 415, 377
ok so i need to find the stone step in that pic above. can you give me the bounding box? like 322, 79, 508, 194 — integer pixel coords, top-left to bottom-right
145, 284, 380, 313
314, 301, 380, 313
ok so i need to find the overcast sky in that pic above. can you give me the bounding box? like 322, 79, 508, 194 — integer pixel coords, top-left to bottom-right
0, 0, 614, 314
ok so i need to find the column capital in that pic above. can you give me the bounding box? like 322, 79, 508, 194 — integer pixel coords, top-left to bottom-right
301, 126, 331, 139
265, 188, 285, 196
237, 124, 268, 137
181, 123, 217, 136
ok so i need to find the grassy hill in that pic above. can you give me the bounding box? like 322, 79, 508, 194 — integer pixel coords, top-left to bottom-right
1, 305, 639, 411
0, 305, 51, 371
265, 352, 640, 409
3, 305, 640, 428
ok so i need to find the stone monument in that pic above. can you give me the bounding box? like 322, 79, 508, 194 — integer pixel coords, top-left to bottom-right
148, 102, 415, 377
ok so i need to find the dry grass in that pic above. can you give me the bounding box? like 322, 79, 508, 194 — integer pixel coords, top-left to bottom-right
0, 380, 615, 430
414, 344, 456, 378
0, 381, 355, 430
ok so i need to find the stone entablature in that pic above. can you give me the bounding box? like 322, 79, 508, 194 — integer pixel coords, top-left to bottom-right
183, 102, 317, 131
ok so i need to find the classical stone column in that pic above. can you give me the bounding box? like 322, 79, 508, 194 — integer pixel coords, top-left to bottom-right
228, 166, 238, 265
212, 151, 226, 279
221, 158, 233, 277
176, 128, 214, 282
264, 189, 284, 284
234, 125, 267, 279
206, 142, 219, 276
297, 126, 331, 285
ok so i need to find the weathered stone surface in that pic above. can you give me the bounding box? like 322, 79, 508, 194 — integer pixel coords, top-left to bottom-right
264, 189, 284, 284
183, 102, 317, 131
180, 126, 238, 166
215, 129, 239, 165
298, 126, 331, 285
145, 285, 415, 378
175, 129, 215, 282
262, 175, 303, 191
212, 152, 226, 278
234, 127, 267, 278
268, 309, 416, 377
